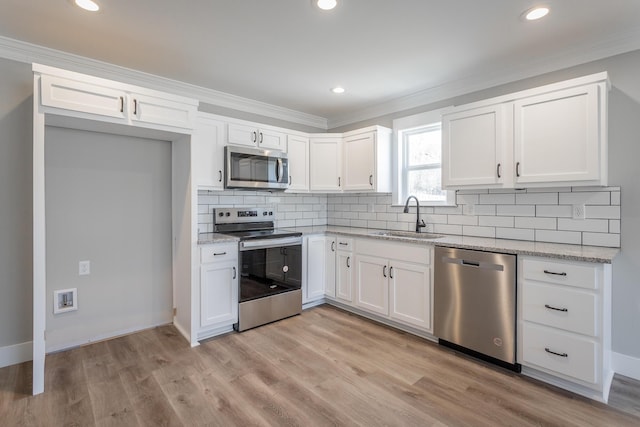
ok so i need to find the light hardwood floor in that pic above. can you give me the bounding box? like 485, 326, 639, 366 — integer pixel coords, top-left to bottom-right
1, 305, 639, 426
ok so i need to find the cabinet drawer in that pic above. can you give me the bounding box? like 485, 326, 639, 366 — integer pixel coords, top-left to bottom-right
357, 238, 429, 264
523, 282, 598, 337
523, 258, 598, 290
201, 243, 238, 264
335, 237, 353, 251
522, 323, 598, 385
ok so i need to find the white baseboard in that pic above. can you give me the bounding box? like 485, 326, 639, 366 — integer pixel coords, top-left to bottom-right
0, 341, 33, 368
612, 351, 640, 381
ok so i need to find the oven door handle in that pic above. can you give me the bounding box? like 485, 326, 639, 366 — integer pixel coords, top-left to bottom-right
240, 236, 302, 251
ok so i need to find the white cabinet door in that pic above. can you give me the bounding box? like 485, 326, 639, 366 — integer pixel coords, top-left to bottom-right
355, 254, 389, 315
514, 85, 602, 185
305, 235, 327, 303
227, 123, 287, 151
192, 114, 226, 189
40, 74, 127, 120
129, 93, 196, 130
200, 260, 238, 328
259, 128, 287, 151
343, 132, 375, 191
310, 136, 342, 191
336, 250, 353, 303
389, 261, 431, 330
286, 134, 310, 192
442, 104, 505, 188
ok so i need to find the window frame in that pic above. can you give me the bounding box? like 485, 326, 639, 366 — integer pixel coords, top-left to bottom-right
392, 108, 455, 207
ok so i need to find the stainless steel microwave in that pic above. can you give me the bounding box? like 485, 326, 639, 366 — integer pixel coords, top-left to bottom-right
224, 146, 289, 190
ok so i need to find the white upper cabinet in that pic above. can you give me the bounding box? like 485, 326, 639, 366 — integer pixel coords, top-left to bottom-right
227, 122, 287, 151
342, 126, 392, 192
192, 113, 226, 190
36, 64, 198, 132
442, 72, 609, 190
442, 104, 506, 188
286, 134, 310, 192
513, 84, 604, 186
310, 135, 343, 192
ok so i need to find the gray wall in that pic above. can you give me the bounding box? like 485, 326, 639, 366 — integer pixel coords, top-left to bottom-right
332, 50, 640, 359
44, 127, 173, 351
0, 59, 33, 349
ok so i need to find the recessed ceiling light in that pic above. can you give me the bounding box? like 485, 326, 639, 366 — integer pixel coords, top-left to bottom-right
317, 0, 337, 11
75, 0, 100, 12
331, 87, 345, 94
524, 6, 549, 21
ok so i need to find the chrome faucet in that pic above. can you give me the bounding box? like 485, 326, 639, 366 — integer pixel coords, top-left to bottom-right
403, 195, 426, 233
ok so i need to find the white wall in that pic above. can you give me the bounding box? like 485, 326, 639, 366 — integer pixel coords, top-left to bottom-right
0, 59, 33, 362
44, 127, 173, 351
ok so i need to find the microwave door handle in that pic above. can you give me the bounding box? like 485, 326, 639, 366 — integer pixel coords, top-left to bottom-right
276, 158, 283, 183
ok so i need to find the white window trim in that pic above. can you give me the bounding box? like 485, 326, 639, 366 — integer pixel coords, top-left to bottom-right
392, 107, 456, 206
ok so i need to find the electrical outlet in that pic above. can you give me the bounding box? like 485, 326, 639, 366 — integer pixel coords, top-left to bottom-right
79, 260, 90, 276
466, 204, 475, 215
573, 204, 586, 220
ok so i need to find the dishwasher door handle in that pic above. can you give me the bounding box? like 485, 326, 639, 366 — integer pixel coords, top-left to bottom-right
441, 256, 505, 272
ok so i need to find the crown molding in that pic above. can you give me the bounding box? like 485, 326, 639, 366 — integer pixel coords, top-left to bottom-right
0, 35, 329, 129
327, 26, 640, 129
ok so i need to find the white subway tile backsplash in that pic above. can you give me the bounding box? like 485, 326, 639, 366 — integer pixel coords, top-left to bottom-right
536, 205, 573, 218
514, 217, 557, 230
558, 218, 609, 233
496, 205, 535, 217
582, 233, 620, 247
516, 193, 558, 205
496, 228, 535, 241
479, 216, 514, 227
559, 191, 610, 205
586, 206, 621, 220
197, 187, 620, 249
535, 230, 582, 245
480, 193, 515, 204
463, 226, 496, 238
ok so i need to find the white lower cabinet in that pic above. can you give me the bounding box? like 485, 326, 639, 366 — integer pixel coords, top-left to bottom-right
304, 235, 330, 303
352, 238, 432, 332
519, 256, 612, 402
199, 243, 238, 339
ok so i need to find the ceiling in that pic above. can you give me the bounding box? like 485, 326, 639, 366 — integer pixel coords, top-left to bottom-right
1, 0, 639, 128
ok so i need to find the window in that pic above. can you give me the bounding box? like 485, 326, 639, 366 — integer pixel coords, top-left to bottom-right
393, 108, 454, 206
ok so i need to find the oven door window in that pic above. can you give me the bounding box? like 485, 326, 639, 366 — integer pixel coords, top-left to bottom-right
239, 245, 302, 302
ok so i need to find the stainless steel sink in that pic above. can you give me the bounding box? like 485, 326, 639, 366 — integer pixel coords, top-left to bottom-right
371, 230, 444, 240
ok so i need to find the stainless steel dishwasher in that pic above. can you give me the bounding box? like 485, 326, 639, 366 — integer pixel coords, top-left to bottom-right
434, 246, 520, 371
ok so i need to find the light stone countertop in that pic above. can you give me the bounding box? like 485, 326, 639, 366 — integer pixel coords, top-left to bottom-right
197, 225, 619, 263
282, 225, 620, 264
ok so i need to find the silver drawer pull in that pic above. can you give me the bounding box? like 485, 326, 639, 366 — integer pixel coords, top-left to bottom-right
544, 269, 567, 276
213, 252, 227, 256
544, 304, 568, 312
545, 347, 568, 358
339, 242, 348, 246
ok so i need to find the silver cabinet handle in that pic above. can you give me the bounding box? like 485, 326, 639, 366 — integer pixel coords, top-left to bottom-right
252, 131, 257, 143
289, 175, 292, 185
218, 170, 222, 182
331, 241, 335, 252
544, 269, 567, 276
383, 265, 387, 277
346, 256, 351, 268
516, 162, 521, 177
338, 177, 341, 187
496, 163, 501, 178
213, 252, 227, 256
232, 266, 237, 279
369, 174, 373, 186
545, 348, 568, 358
339, 242, 348, 246
133, 99, 138, 115
545, 304, 568, 312
389, 266, 394, 279
259, 132, 263, 144
119, 96, 124, 113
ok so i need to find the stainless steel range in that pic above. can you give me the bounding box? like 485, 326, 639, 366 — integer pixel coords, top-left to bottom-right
214, 208, 303, 332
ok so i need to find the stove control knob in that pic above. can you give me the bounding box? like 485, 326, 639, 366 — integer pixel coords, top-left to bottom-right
218, 212, 224, 217
225, 212, 230, 217
269, 211, 273, 215
263, 211, 268, 216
